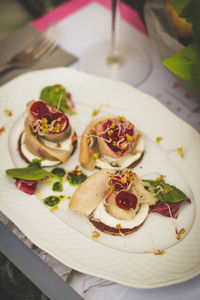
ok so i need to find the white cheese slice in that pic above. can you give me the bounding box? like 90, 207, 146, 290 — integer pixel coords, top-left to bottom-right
41, 134, 73, 151
92, 202, 149, 229
95, 136, 144, 170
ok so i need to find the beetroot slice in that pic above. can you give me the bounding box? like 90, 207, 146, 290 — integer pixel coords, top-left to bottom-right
30, 101, 49, 119
115, 191, 138, 210
15, 178, 38, 195
150, 200, 188, 219
30, 101, 69, 135
100, 119, 135, 156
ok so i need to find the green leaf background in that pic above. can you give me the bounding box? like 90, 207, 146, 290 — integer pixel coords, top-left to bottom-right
163, 0, 200, 90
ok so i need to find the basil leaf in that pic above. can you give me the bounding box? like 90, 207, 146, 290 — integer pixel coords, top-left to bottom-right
29, 158, 42, 168
40, 84, 68, 112
163, 42, 200, 91
142, 179, 188, 203
6, 166, 58, 181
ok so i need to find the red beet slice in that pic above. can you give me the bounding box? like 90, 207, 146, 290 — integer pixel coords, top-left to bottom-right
115, 191, 138, 210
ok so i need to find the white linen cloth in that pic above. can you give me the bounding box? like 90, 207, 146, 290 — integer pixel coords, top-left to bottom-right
68, 270, 200, 300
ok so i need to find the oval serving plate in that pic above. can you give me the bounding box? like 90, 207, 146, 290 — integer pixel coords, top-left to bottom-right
0, 68, 200, 288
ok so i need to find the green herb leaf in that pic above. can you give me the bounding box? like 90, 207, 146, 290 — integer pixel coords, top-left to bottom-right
65, 108, 77, 115
40, 84, 68, 112
142, 179, 188, 203
6, 165, 59, 181
29, 158, 42, 168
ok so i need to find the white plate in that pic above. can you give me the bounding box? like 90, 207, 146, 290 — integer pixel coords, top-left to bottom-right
0, 68, 200, 288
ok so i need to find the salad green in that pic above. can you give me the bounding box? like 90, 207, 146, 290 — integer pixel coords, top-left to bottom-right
142, 179, 188, 203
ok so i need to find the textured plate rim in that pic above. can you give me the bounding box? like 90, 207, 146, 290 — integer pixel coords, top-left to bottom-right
0, 67, 200, 289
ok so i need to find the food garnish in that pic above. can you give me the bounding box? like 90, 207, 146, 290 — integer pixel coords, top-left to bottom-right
4, 109, 12, 117
52, 181, 63, 192
5, 159, 59, 195
168, 146, 184, 158
29, 100, 70, 137
51, 205, 59, 212
92, 231, 100, 238
43, 195, 64, 207
154, 249, 165, 255
142, 179, 188, 204
177, 147, 184, 158
0, 126, 5, 136
115, 191, 138, 210
156, 136, 163, 143
6, 159, 58, 181
156, 174, 166, 182
66, 167, 88, 186
91, 104, 103, 117
40, 84, 76, 114
6, 158, 88, 198
176, 228, 185, 240
92, 152, 99, 159
51, 167, 66, 178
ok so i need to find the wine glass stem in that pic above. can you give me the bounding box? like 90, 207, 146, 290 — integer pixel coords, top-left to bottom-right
107, 0, 123, 67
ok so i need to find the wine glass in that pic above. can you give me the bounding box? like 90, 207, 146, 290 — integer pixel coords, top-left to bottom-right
80, 0, 152, 86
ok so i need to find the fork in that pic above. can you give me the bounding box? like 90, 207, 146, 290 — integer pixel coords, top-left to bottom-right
0, 32, 59, 73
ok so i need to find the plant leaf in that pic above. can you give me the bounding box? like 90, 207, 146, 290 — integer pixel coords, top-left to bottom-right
172, 0, 200, 39
40, 84, 68, 112
29, 158, 42, 168
163, 0, 200, 90
142, 179, 188, 203
163, 42, 200, 90
6, 166, 58, 181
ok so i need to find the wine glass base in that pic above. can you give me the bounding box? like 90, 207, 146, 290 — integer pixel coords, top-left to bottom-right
80, 41, 152, 86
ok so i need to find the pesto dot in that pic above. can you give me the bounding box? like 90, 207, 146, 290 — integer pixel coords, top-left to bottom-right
51, 167, 66, 178
52, 181, 63, 192
67, 171, 87, 186
43, 196, 60, 207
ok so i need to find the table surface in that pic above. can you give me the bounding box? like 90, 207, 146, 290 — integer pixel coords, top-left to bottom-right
0, 1, 200, 300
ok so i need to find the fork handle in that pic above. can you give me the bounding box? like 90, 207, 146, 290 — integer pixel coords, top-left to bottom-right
0, 63, 13, 74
